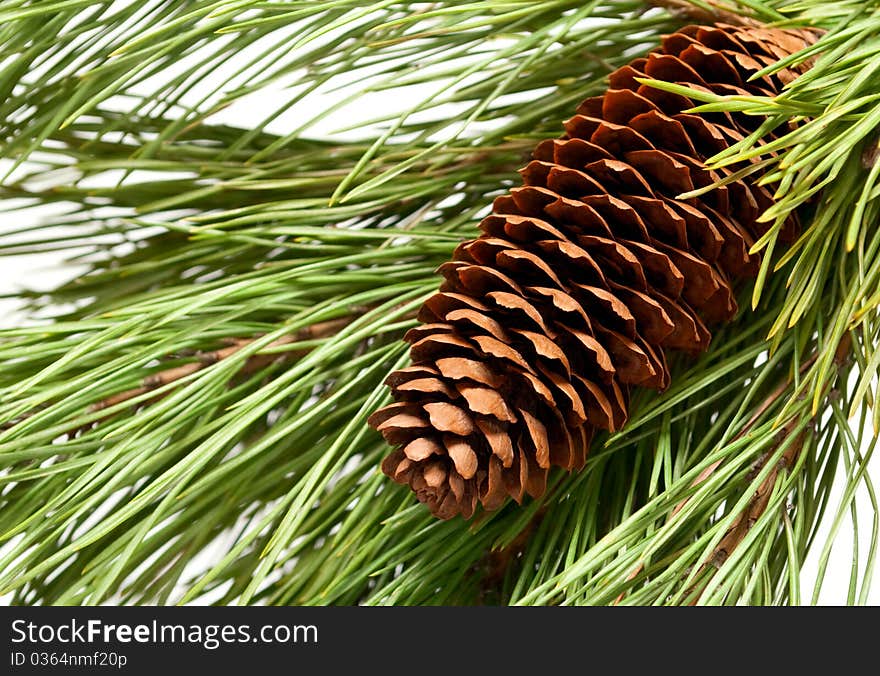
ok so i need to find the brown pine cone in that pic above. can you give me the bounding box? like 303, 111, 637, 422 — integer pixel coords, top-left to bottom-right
368, 23, 822, 519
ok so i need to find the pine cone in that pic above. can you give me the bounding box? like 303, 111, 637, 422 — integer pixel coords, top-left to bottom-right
368, 23, 821, 519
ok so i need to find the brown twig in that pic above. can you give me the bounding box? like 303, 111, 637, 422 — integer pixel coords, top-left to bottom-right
670, 423, 806, 604
614, 350, 823, 604
670, 352, 820, 513
5, 300, 425, 436
76, 315, 359, 431
861, 135, 880, 169
704, 424, 804, 571
0, 320, 354, 434
678, 336, 852, 602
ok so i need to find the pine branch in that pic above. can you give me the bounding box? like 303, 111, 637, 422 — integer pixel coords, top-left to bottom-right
706, 425, 804, 568
612, 346, 823, 604
0, 0, 877, 606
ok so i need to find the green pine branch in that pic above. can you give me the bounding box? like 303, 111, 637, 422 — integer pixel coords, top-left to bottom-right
0, 0, 877, 605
